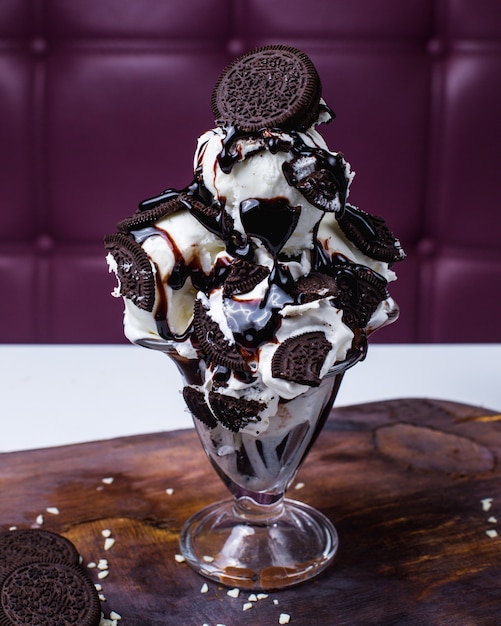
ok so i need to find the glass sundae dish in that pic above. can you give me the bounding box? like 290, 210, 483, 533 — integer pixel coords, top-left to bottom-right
105, 45, 404, 590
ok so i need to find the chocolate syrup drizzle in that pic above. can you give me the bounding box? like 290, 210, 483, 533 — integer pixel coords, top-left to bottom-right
132, 123, 390, 366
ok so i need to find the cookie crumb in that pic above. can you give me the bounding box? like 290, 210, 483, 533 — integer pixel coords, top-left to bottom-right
243, 602, 253, 611
486, 529, 498, 538
227, 587, 240, 598
46, 507, 60, 515
104, 537, 116, 551
279, 613, 291, 624
481, 498, 493, 512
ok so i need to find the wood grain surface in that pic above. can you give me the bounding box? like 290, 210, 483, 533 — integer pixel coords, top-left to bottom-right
1, 398, 500, 626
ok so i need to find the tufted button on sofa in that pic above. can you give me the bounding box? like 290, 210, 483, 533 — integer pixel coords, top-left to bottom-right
1, 0, 500, 343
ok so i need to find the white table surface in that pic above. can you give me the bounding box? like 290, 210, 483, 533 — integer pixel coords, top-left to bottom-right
1, 344, 500, 453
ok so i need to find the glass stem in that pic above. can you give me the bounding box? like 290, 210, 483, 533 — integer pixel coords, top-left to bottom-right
233, 493, 286, 523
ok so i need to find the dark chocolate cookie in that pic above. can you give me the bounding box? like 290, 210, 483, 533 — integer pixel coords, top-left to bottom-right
0, 529, 80, 572
104, 232, 155, 311
211, 45, 322, 132
182, 386, 218, 429
332, 263, 389, 329
282, 151, 349, 213
223, 259, 270, 296
293, 272, 338, 303
193, 299, 250, 372
0, 561, 101, 626
271, 331, 332, 386
208, 391, 265, 432
117, 194, 186, 233
186, 195, 233, 240
337, 204, 406, 263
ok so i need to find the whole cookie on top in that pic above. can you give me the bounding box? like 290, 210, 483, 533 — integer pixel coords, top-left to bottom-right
211, 44, 322, 131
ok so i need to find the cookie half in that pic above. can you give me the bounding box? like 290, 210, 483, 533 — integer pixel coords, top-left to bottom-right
333, 263, 389, 329
182, 386, 218, 429
337, 204, 406, 263
208, 391, 265, 432
0, 561, 101, 626
282, 152, 349, 213
193, 299, 249, 372
104, 232, 155, 311
117, 194, 186, 233
223, 259, 269, 296
271, 331, 332, 386
186, 196, 232, 240
293, 272, 338, 303
211, 45, 322, 132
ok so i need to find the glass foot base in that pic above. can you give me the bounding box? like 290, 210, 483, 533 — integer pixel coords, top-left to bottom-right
179, 498, 338, 591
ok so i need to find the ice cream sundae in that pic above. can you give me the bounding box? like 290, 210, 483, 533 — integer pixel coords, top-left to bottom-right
105, 44, 404, 589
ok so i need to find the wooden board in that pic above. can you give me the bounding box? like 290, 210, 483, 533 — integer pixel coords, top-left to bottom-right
1, 398, 501, 625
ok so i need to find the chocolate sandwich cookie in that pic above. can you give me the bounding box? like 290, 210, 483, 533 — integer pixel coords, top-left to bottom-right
337, 204, 406, 263
223, 259, 270, 297
117, 194, 186, 233
186, 195, 233, 241
0, 529, 80, 572
208, 391, 265, 432
182, 385, 218, 429
193, 299, 250, 372
271, 331, 333, 386
332, 263, 389, 329
293, 272, 338, 304
0, 561, 101, 626
282, 151, 349, 213
211, 45, 322, 132
294, 169, 341, 212
104, 232, 155, 311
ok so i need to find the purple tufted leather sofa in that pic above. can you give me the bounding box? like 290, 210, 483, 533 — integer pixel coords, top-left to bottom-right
1, 0, 500, 344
